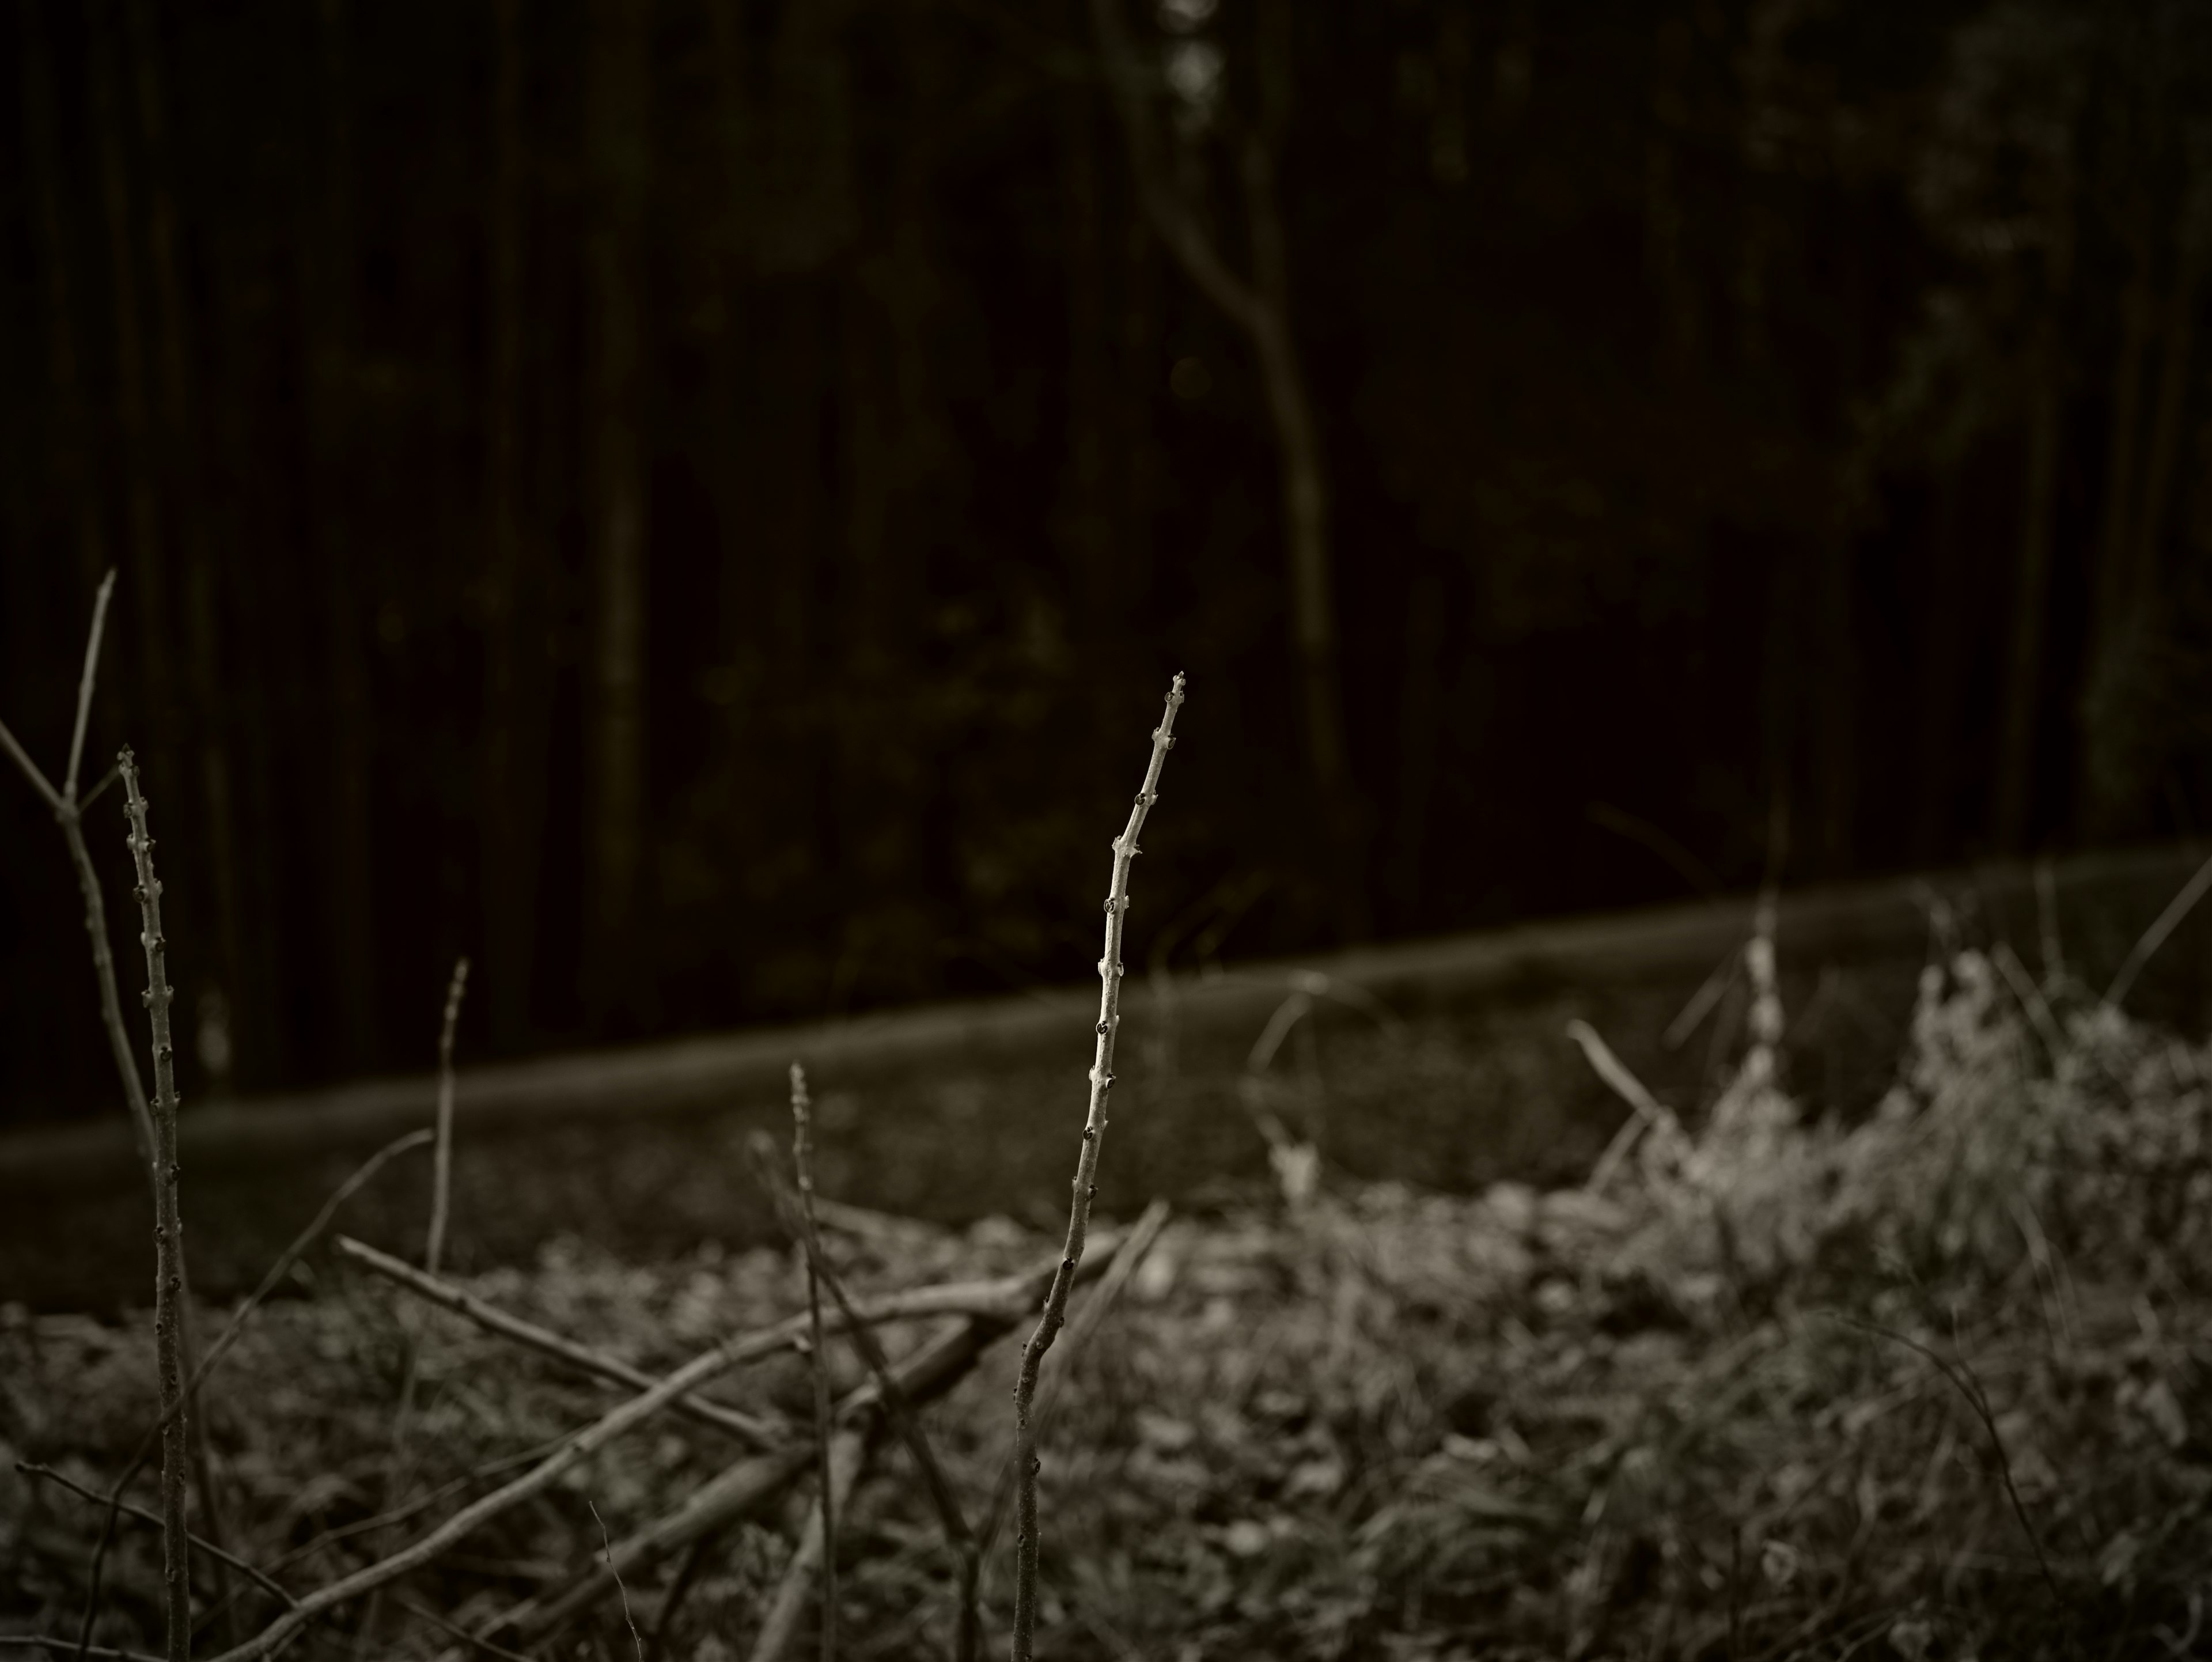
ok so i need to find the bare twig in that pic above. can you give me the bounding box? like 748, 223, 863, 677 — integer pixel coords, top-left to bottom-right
1569, 1020, 1686, 1192
0, 1641, 164, 1662
754, 1131, 981, 1662
979, 1199, 1169, 1578
66, 569, 117, 800
1012, 672, 1185, 1662
789, 1067, 839, 1662
206, 1229, 1124, 1662
117, 748, 191, 1662
17, 1462, 294, 1611
75, 1130, 434, 1656
361, 956, 472, 1657
482, 1234, 1133, 1649
426, 956, 472, 1279
589, 1500, 646, 1662
336, 1235, 786, 1447
0, 707, 63, 811
2106, 845, 2212, 1010
394, 1596, 539, 1662
744, 1429, 873, 1662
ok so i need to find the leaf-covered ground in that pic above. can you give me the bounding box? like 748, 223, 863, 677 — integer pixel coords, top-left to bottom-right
5, 948, 2210, 1659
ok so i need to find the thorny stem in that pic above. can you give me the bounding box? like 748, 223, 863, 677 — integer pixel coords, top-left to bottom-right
790, 1065, 839, 1662
119, 748, 192, 1662
1010, 672, 1185, 1661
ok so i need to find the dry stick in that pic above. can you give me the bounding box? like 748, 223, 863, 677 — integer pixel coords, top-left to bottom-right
17, 1462, 295, 1611
0, 1642, 164, 1662
1011, 671, 1185, 1662
977, 1199, 1169, 1583
486, 1235, 1137, 1649
10, 581, 236, 1641
788, 1067, 839, 1662
74, 1129, 435, 1645
1568, 1019, 1686, 1193
117, 749, 191, 1662
2105, 843, 2212, 1011
744, 1428, 873, 1662
753, 1134, 981, 1662
425, 956, 472, 1282
589, 1499, 646, 1662
361, 957, 475, 1659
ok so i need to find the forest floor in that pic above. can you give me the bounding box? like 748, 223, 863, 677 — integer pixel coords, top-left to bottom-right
5, 947, 2211, 1661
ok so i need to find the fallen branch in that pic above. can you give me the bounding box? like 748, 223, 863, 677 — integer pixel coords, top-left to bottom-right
336, 1235, 786, 1448
17, 1462, 294, 1611
487, 1231, 1133, 1646
755, 1134, 981, 1662
744, 1428, 874, 1662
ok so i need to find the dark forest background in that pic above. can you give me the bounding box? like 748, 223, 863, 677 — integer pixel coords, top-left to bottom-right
4, 0, 2211, 1125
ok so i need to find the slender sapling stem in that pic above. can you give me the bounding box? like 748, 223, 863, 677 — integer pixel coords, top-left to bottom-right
118, 748, 192, 1662
789, 1065, 839, 1662
1010, 672, 1185, 1662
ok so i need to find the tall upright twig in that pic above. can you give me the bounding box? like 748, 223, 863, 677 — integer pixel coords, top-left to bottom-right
1010, 672, 1185, 1661
789, 1065, 839, 1662
5, 578, 228, 1622
753, 1131, 983, 1662
425, 955, 472, 1279
118, 747, 192, 1662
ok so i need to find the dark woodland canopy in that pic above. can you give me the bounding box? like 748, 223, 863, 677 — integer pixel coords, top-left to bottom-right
3, 0, 2210, 1118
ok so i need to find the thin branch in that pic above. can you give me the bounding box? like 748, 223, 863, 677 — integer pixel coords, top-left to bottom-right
18, 1462, 295, 1610
744, 1429, 872, 1662
787, 1067, 839, 1662
117, 748, 191, 1662
1012, 672, 1185, 1662
979, 1199, 1169, 1578
754, 1134, 980, 1662
395, 1596, 539, 1662
588, 1500, 646, 1662
335, 1235, 787, 1448
0, 710, 64, 813
203, 1273, 918, 1662
66, 569, 117, 800
426, 956, 472, 1279
1568, 1019, 1687, 1192
73, 1130, 434, 1660
486, 1232, 1135, 1648
2105, 844, 2212, 1010
0, 1641, 162, 1662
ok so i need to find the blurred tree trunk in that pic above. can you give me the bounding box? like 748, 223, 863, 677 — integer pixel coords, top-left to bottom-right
89, 1, 180, 845
1912, 468, 1965, 862
480, 0, 546, 1049
127, 0, 249, 1092
584, 0, 653, 1027
2129, 178, 2206, 605
1090, 0, 1368, 940
2094, 219, 2155, 639
19, 0, 109, 596
1994, 176, 2074, 852
306, 0, 377, 1069
1645, 14, 1699, 381
1061, 84, 1116, 641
